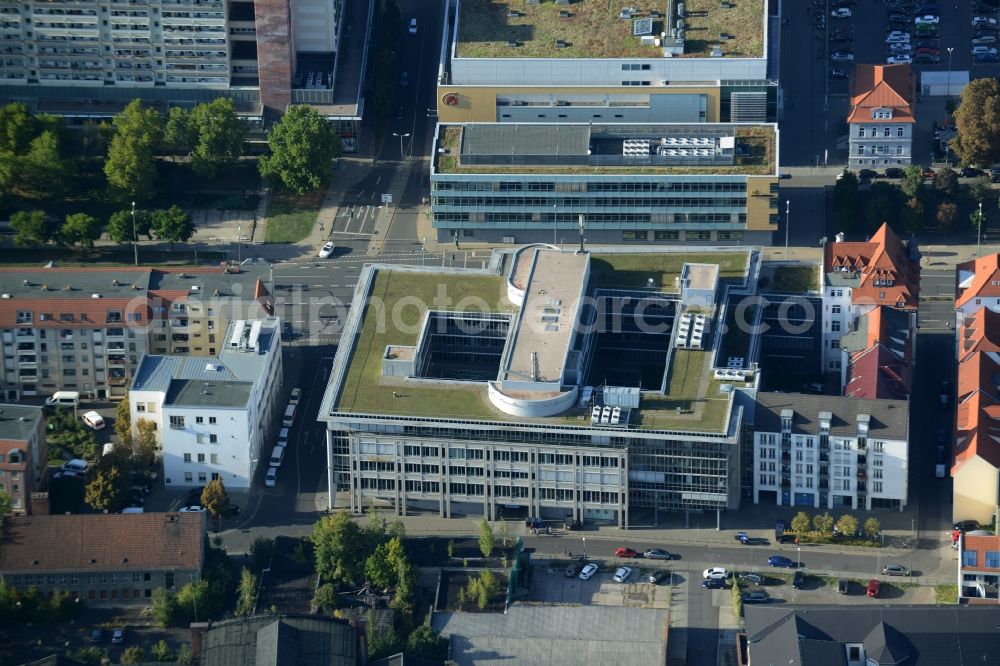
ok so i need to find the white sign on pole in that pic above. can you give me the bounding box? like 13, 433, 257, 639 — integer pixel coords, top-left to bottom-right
381, 193, 392, 204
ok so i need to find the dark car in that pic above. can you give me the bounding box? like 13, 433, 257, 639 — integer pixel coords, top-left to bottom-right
768, 555, 797, 568
954, 520, 979, 532
991, 168, 1000, 183
974, 53, 999, 63
565, 561, 584, 578
739, 572, 765, 585
884, 167, 904, 178
915, 40, 941, 50
644, 549, 674, 560
742, 589, 770, 604
398, 71, 409, 87
936, 445, 948, 463
648, 570, 669, 585
858, 168, 878, 180
703, 577, 727, 589
915, 53, 942, 64
962, 167, 985, 178
792, 571, 805, 589
90, 629, 103, 644
837, 579, 850, 594
915, 47, 941, 56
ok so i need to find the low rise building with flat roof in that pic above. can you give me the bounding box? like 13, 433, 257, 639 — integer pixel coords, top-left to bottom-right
319, 245, 768, 525
431, 122, 779, 245
0, 404, 46, 515
130, 318, 283, 490
0, 512, 204, 603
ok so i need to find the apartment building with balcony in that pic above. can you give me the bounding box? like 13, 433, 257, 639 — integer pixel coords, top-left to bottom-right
822, 223, 920, 373
0, 404, 46, 516
752, 392, 909, 511
129, 317, 283, 489
0, 264, 272, 401
0, 0, 372, 144
318, 246, 770, 524
431, 122, 780, 245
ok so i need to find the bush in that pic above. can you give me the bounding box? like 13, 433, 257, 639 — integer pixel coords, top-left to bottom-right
150, 639, 175, 662
731, 578, 743, 618
120, 646, 145, 664
313, 582, 339, 613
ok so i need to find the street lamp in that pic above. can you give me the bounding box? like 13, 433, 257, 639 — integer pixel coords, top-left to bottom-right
946, 47, 954, 102
392, 132, 410, 158
797, 546, 801, 569
979, 201, 984, 252
582, 536, 586, 560
553, 203, 558, 245
130, 201, 138, 266
785, 200, 791, 260
236, 225, 242, 264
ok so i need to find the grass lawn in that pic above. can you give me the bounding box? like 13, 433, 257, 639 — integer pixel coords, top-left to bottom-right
264, 190, 324, 243
935, 584, 958, 604
590, 252, 749, 289
335, 270, 516, 417
769, 266, 819, 293
637, 350, 732, 431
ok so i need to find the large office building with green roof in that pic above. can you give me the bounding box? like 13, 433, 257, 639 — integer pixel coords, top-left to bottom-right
318, 245, 768, 525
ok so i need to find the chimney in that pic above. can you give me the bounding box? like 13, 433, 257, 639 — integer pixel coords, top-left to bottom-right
190, 622, 209, 661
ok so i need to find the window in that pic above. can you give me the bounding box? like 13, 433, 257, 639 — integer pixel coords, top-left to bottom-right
831, 305, 841, 314
830, 339, 840, 349
884, 128, 891, 137
857, 145, 865, 155
897, 127, 904, 137
197, 453, 205, 463
198, 472, 207, 482
209, 434, 217, 443
169, 415, 184, 429
622, 230, 648, 241
165, 573, 174, 590
184, 472, 193, 482
858, 127, 865, 137
136, 404, 145, 412
195, 417, 203, 424
210, 454, 218, 464
831, 321, 841, 332
963, 550, 979, 566
986, 551, 1000, 568
208, 416, 216, 424
183, 453, 191, 463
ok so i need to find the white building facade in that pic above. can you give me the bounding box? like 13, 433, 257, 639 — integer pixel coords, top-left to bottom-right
129, 318, 283, 490
821, 284, 853, 372
753, 393, 908, 511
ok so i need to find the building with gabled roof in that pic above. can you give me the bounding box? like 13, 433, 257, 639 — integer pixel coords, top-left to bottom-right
956, 253, 1000, 316
0, 512, 203, 603
192, 614, 362, 666
840, 306, 914, 400
848, 64, 916, 168
821, 224, 920, 374
0, 404, 46, 516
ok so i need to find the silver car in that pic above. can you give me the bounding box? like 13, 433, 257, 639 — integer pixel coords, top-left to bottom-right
613, 566, 633, 583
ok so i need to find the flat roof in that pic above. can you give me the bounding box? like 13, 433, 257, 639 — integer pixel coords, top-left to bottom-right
455, 0, 765, 59
0, 404, 42, 442
684, 263, 720, 290
166, 379, 253, 409
435, 123, 777, 176
327, 251, 754, 433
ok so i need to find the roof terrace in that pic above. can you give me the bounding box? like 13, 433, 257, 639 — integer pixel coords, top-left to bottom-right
455, 0, 765, 59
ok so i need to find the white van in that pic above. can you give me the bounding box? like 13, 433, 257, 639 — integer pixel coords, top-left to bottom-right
277, 427, 290, 448
269, 445, 285, 467
82, 411, 105, 430
282, 404, 296, 427
45, 391, 80, 408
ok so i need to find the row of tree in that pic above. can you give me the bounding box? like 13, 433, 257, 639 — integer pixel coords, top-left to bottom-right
9, 205, 194, 249
789, 510, 881, 543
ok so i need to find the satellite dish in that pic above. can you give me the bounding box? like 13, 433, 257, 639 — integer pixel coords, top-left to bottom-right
647, 278, 654, 287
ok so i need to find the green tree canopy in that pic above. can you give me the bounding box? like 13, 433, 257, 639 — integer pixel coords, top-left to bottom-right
406, 624, 447, 662
865, 195, 897, 234
84, 455, 131, 513
258, 105, 341, 193
936, 201, 958, 232
365, 541, 397, 590
163, 107, 196, 159
901, 165, 924, 198
479, 518, 496, 558
104, 100, 162, 200
312, 512, 366, 584
235, 567, 258, 617
133, 418, 158, 470
863, 516, 882, 540
115, 391, 132, 449
833, 171, 860, 234
901, 196, 925, 233
812, 512, 834, 535
107, 208, 152, 244
190, 98, 246, 178
18, 130, 71, 198
934, 167, 959, 198
790, 511, 811, 535
0, 102, 38, 154
10, 210, 54, 246
954, 78, 1000, 166
835, 514, 858, 537
61, 213, 102, 249
970, 174, 994, 202
152, 205, 195, 247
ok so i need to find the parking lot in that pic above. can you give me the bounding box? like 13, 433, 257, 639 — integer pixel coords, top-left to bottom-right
708, 571, 938, 606
528, 559, 671, 609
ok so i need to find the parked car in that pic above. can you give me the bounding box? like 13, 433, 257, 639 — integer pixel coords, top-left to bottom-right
831, 69, 848, 79
90, 629, 103, 643
887, 55, 912, 64
888, 44, 912, 55
884, 167, 904, 178
318, 242, 335, 258
792, 571, 805, 589
831, 7, 852, 17
883, 564, 910, 576
955, 520, 980, 532
408, 17, 417, 34
739, 572, 765, 585
972, 46, 999, 57
768, 555, 796, 568
565, 561, 584, 578
857, 168, 878, 180
915, 46, 941, 56
703, 567, 729, 579
111, 628, 125, 644
914, 15, 940, 24
578, 563, 598, 580
265, 466, 277, 488
613, 566, 633, 583
644, 549, 675, 560
866, 579, 881, 598
914, 53, 942, 63
615, 547, 639, 558
703, 577, 727, 589
277, 427, 290, 448
885, 31, 911, 43
179, 505, 206, 513
82, 411, 105, 430
837, 579, 850, 594
974, 17, 999, 29
973, 35, 999, 46
398, 71, 409, 87
831, 52, 855, 63
648, 570, 669, 585
990, 168, 1000, 183
742, 589, 769, 604
289, 387, 302, 405
802, 382, 824, 394
974, 52, 999, 63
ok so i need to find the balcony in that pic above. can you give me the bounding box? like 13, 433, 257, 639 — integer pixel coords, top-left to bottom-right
107, 375, 128, 387
107, 356, 127, 367
857, 470, 867, 480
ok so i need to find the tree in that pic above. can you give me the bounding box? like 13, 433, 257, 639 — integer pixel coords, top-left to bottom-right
365, 542, 397, 589
235, 567, 258, 617
84, 455, 130, 513
163, 107, 196, 159
60, 213, 101, 249
936, 201, 958, 232
972, 207, 987, 238
115, 392, 132, 449
953, 77, 1000, 166
864, 516, 882, 541
791, 511, 812, 535
133, 417, 158, 469
68, 647, 106, 664
189, 98, 246, 178
479, 518, 496, 558
258, 105, 342, 193
104, 100, 162, 200
865, 195, 896, 233
312, 582, 338, 613
934, 167, 959, 198
498, 521, 511, 547
833, 171, 860, 233
312, 512, 367, 584
0, 490, 10, 529
812, 512, 834, 536
835, 514, 858, 538
366, 609, 403, 661
10, 210, 54, 246
0, 102, 38, 154
901, 196, 925, 233
970, 174, 994, 202
250, 537, 275, 572
201, 478, 229, 521
151, 587, 178, 627
150, 640, 176, 662
18, 130, 71, 197
406, 624, 448, 662
120, 646, 145, 664
151, 205, 195, 248
901, 165, 924, 198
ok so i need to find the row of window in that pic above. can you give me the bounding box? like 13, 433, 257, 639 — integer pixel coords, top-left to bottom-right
432, 181, 748, 193
182, 452, 219, 464
16, 311, 141, 324
396, 446, 619, 467
962, 550, 1000, 568
8, 571, 152, 586
857, 145, 906, 156
857, 127, 905, 137
432, 196, 748, 208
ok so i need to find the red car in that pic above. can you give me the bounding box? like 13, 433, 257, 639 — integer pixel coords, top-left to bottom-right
615, 547, 639, 558
866, 579, 880, 598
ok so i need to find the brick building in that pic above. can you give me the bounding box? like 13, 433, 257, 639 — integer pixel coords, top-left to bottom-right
0, 404, 46, 515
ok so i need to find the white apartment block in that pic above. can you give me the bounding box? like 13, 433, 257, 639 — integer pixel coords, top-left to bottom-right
821, 284, 852, 372
753, 393, 908, 511
129, 317, 282, 489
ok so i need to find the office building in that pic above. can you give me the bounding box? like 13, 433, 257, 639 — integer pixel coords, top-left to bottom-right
430, 122, 779, 245
436, 0, 777, 124
0, 512, 204, 603
0, 264, 273, 401
0, 404, 46, 516
822, 223, 920, 373
319, 245, 769, 525
752, 392, 909, 511
848, 64, 916, 168
129, 317, 283, 489
0, 0, 372, 143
